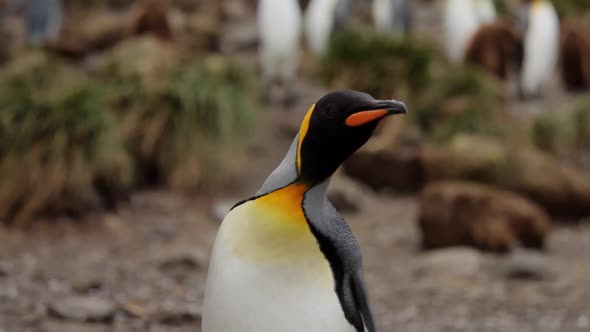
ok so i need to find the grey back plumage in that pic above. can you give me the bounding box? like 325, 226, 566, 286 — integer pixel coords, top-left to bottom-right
255, 135, 300, 197
303, 181, 378, 332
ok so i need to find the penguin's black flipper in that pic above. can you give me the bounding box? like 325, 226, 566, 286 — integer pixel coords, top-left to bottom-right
352, 269, 380, 332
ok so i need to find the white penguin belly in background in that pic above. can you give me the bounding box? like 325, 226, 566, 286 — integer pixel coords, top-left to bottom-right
373, 0, 394, 32
372, 0, 410, 35
520, 1, 559, 97
304, 0, 339, 56
474, 0, 497, 24
444, 0, 480, 63
257, 0, 302, 84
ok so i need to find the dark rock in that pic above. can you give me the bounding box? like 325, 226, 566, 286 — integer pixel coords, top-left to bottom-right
0, 261, 11, 277
421, 135, 590, 218
48, 296, 117, 322
560, 20, 590, 92
344, 118, 423, 192
131, 0, 174, 41
418, 181, 551, 252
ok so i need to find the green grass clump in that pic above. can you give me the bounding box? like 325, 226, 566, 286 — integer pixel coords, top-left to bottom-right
112, 55, 257, 190
320, 30, 432, 100
554, 0, 590, 17
414, 64, 503, 142
0, 54, 132, 224
532, 97, 590, 156
0, 41, 258, 224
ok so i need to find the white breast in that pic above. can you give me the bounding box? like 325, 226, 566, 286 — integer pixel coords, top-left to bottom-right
444, 0, 480, 63
202, 202, 356, 332
520, 2, 560, 96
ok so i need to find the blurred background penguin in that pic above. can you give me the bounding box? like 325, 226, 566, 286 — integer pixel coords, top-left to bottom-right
257, 0, 302, 106
518, 0, 560, 98
372, 0, 412, 36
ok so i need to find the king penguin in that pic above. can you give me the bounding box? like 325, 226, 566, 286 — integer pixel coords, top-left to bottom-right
444, 0, 480, 63
304, 0, 350, 56
257, 0, 302, 99
473, 0, 497, 24
202, 90, 408, 332
372, 0, 411, 36
518, 0, 559, 98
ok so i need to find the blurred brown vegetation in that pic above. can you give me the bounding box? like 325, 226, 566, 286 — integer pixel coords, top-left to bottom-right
0, 0, 258, 224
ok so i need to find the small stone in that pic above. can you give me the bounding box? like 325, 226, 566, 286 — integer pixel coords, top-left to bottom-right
152, 303, 201, 326
577, 316, 589, 329
70, 274, 103, 294
150, 223, 178, 242
41, 321, 106, 332
0, 261, 10, 277
157, 249, 207, 274
48, 296, 117, 322
414, 247, 482, 278
121, 300, 151, 319
501, 249, 557, 281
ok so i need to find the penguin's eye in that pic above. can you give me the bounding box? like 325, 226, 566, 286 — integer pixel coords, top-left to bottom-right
321, 104, 340, 120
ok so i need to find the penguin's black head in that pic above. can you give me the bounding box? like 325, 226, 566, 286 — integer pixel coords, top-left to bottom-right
296, 90, 407, 184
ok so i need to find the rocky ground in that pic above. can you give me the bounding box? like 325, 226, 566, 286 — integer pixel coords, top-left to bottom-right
1, 104, 590, 332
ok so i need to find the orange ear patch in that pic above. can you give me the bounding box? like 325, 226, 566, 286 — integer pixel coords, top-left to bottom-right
345, 109, 389, 127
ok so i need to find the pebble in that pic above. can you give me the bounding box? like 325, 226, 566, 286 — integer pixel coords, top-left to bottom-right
413, 247, 483, 278
501, 249, 557, 281
151, 303, 201, 326
157, 249, 207, 271
48, 296, 117, 322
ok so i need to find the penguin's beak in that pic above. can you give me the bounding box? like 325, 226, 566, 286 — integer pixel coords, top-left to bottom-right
345, 100, 408, 127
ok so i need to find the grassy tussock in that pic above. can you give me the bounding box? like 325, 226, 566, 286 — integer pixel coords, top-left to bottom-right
320, 30, 432, 101
112, 55, 257, 190
532, 97, 590, 157
0, 41, 258, 224
415, 64, 503, 141
0, 53, 132, 224
554, 0, 590, 17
